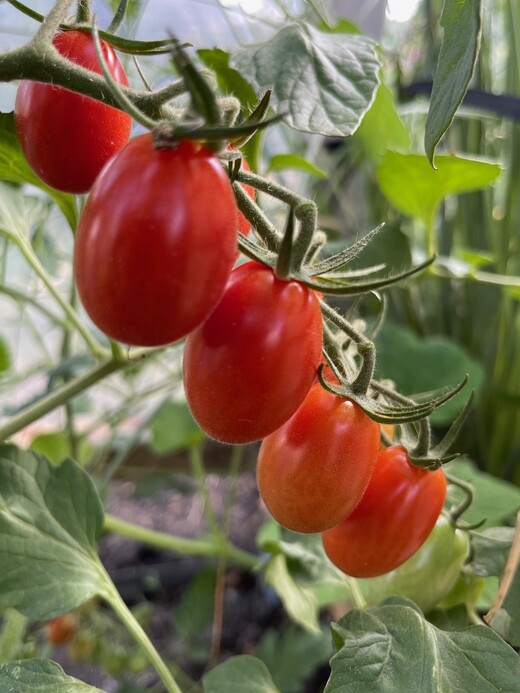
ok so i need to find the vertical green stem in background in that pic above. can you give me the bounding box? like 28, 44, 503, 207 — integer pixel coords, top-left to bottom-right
100, 567, 183, 693
190, 445, 222, 540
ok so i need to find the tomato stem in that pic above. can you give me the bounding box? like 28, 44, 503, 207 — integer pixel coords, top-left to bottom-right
445, 473, 475, 523
274, 209, 296, 280
75, 0, 91, 24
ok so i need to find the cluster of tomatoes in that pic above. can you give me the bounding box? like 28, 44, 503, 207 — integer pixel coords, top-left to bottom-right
14, 29, 447, 580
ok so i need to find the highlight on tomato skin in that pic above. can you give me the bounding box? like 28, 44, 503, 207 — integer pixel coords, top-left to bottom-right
74, 135, 239, 347
14, 30, 132, 194
321, 445, 447, 578
256, 383, 381, 533
183, 261, 323, 444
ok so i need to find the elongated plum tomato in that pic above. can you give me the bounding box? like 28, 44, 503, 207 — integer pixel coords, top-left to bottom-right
257, 384, 380, 533
322, 445, 447, 577
74, 135, 239, 346
14, 30, 131, 193
183, 262, 323, 444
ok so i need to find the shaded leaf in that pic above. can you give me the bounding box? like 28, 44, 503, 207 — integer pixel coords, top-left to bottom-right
425, 0, 483, 165
269, 154, 326, 178
375, 322, 484, 426
470, 527, 516, 577
445, 458, 520, 528
149, 400, 204, 453
198, 48, 257, 111
0, 337, 10, 374
325, 603, 519, 692
203, 655, 280, 692
0, 445, 108, 620
230, 23, 380, 137
355, 83, 410, 163
376, 151, 500, 228
0, 609, 27, 663
0, 658, 104, 692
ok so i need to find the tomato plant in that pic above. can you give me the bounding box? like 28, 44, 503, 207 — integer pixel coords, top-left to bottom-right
183, 261, 323, 443
74, 135, 239, 346
357, 514, 469, 613
236, 157, 255, 236
14, 30, 131, 193
322, 445, 447, 577
256, 383, 380, 533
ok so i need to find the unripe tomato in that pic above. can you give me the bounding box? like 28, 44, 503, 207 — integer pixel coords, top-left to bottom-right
74, 135, 239, 346
322, 445, 447, 577
45, 614, 77, 645
257, 384, 380, 533
357, 515, 469, 613
14, 30, 132, 193
183, 261, 323, 444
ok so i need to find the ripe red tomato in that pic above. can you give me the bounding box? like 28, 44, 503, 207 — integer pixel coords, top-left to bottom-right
45, 614, 77, 645
257, 384, 380, 533
74, 135, 239, 346
14, 30, 132, 193
322, 445, 447, 577
183, 261, 323, 444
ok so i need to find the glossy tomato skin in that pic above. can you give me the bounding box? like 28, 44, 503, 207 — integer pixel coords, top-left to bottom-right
15, 30, 131, 193
74, 135, 238, 346
322, 445, 447, 578
257, 384, 380, 533
183, 261, 323, 444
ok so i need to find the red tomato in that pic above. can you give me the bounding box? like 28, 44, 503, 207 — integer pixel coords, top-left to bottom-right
14, 30, 132, 193
46, 614, 77, 645
322, 445, 447, 577
183, 261, 323, 444
74, 135, 238, 346
257, 384, 380, 533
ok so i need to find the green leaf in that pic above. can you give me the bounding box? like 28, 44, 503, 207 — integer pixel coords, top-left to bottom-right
0, 121, 77, 230
263, 554, 320, 634
255, 626, 331, 693
317, 19, 361, 35
445, 458, 520, 528
203, 655, 280, 693
30, 431, 92, 466
470, 528, 516, 577
325, 603, 520, 692
230, 23, 380, 137
0, 337, 10, 374
149, 400, 204, 453
197, 49, 258, 112
0, 659, 104, 692
376, 151, 501, 228
0, 609, 27, 663
268, 154, 327, 178
0, 183, 48, 243
425, 0, 483, 165
172, 570, 215, 638
374, 322, 484, 426
488, 563, 520, 647
0, 445, 108, 620
355, 83, 410, 163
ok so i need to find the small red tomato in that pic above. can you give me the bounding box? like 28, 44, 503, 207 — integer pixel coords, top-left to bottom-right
45, 614, 77, 645
322, 445, 447, 577
257, 384, 380, 533
183, 261, 323, 444
74, 135, 238, 346
14, 30, 132, 193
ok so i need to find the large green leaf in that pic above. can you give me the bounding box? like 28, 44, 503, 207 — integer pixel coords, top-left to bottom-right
425, 0, 483, 165
230, 23, 380, 137
325, 602, 520, 692
374, 322, 484, 426
355, 83, 410, 163
0, 659, 104, 692
0, 117, 77, 230
488, 560, 520, 648
0, 445, 109, 620
203, 655, 280, 693
470, 528, 516, 577
376, 151, 500, 228
445, 458, 520, 528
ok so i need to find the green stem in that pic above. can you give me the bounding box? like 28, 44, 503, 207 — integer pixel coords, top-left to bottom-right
103, 514, 258, 570
0, 359, 121, 442
190, 446, 221, 540
15, 236, 106, 358
75, 0, 91, 23
100, 565, 182, 693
